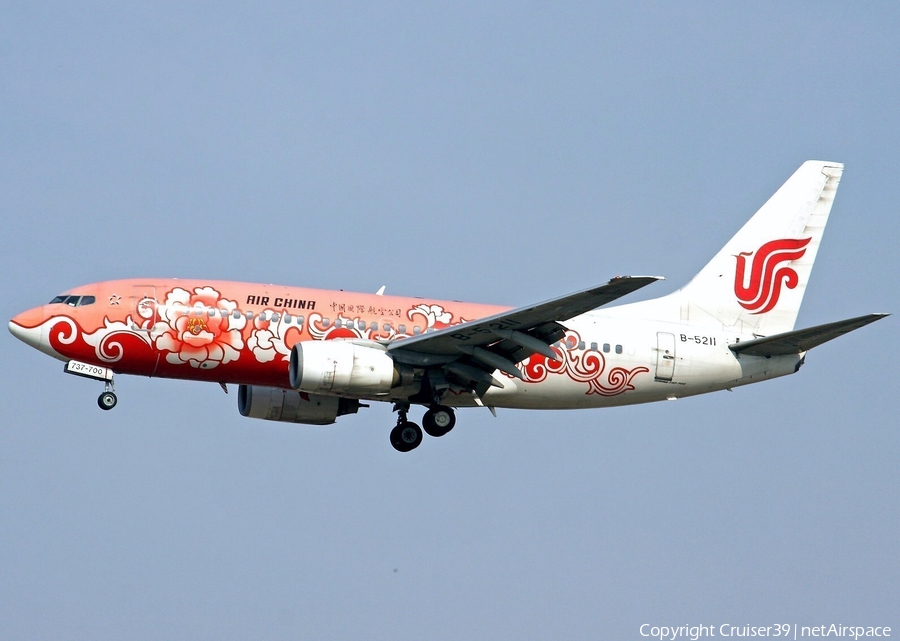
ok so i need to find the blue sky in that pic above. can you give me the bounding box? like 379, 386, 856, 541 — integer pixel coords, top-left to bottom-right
1, 3, 897, 639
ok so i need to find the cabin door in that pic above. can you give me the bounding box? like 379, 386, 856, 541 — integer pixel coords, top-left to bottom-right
132, 285, 159, 330
655, 332, 676, 381
125, 285, 161, 377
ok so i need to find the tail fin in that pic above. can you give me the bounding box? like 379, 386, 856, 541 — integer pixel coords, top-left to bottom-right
631, 161, 844, 335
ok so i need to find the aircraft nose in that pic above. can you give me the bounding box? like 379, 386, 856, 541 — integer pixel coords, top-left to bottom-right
9, 306, 47, 349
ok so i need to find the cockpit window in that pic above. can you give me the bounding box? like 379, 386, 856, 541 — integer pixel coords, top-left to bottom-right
48, 295, 96, 306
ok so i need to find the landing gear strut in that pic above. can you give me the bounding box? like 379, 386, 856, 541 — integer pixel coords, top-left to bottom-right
390, 403, 423, 453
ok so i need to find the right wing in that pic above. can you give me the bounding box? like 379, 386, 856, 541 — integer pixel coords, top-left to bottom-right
388, 276, 663, 391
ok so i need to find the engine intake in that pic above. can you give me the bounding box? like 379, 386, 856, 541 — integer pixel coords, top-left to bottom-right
289, 340, 399, 396
237, 385, 360, 425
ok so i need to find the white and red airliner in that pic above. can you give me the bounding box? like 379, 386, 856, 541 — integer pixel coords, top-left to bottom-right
9, 161, 887, 451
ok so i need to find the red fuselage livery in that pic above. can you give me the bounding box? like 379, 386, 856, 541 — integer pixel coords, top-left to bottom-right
12, 279, 507, 389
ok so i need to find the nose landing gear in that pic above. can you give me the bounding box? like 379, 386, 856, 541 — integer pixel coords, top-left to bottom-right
63, 360, 119, 411
98, 390, 118, 410
97, 379, 117, 410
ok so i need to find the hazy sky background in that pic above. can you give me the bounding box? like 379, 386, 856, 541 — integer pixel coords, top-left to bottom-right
1, 3, 897, 639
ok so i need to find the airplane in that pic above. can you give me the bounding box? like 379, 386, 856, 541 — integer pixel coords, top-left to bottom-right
8, 160, 888, 452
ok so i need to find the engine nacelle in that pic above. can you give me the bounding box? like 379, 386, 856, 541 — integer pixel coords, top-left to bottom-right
237, 385, 360, 425
289, 340, 399, 396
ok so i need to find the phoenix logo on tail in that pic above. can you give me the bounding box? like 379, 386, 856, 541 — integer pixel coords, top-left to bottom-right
734, 238, 811, 314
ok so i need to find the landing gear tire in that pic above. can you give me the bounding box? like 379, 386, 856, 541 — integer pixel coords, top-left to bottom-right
423, 405, 456, 437
390, 421, 423, 452
98, 391, 118, 411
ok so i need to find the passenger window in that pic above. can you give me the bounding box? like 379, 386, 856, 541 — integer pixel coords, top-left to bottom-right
615, 344, 623, 354
323, 318, 331, 327
334, 319, 343, 328
413, 325, 422, 335
578, 341, 585, 350
383, 323, 392, 332
358, 321, 366, 330
590, 342, 598, 351
207, 308, 216, 318
271, 313, 280, 323
245, 311, 254, 320
284, 313, 293, 323
603, 343, 610, 353
258, 311, 268, 321
233, 310, 241, 319
398, 324, 407, 334
296, 315, 304, 325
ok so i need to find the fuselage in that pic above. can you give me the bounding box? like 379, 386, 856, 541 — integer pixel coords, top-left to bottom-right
9, 278, 801, 410
8, 161, 884, 457
8, 162, 882, 454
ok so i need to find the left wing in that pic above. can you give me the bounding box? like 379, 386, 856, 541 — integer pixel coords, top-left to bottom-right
388, 276, 662, 390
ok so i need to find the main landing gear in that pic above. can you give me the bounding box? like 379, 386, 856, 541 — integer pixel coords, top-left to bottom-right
389, 403, 456, 452
389, 404, 422, 453
423, 405, 456, 437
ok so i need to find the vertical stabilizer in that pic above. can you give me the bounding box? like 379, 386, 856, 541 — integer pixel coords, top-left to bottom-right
633, 161, 844, 336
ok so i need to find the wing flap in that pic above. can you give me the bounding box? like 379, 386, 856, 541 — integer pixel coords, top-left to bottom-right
729, 313, 888, 357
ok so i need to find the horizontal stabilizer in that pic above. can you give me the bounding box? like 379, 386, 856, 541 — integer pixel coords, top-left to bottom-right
729, 313, 888, 357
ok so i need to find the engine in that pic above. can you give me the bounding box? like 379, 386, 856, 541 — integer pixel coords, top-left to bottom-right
237, 385, 360, 425
289, 340, 401, 396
